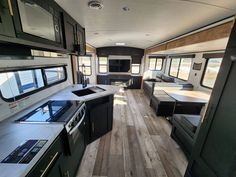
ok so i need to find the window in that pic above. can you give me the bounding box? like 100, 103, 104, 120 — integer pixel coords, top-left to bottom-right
0, 66, 67, 101
169, 57, 192, 81
98, 57, 108, 73
131, 64, 140, 74
79, 56, 92, 76
201, 58, 223, 89
148, 58, 163, 70
44, 67, 66, 85
169, 58, 180, 77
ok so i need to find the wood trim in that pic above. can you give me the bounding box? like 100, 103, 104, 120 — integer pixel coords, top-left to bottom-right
146, 21, 234, 54
86, 44, 96, 53
146, 44, 167, 54
71, 55, 78, 84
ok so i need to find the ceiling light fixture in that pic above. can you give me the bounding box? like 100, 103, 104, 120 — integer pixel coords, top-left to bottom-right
116, 42, 126, 46
88, 0, 104, 10
122, 6, 130, 11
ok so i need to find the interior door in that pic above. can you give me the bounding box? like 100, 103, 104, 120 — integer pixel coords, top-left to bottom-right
185, 22, 236, 177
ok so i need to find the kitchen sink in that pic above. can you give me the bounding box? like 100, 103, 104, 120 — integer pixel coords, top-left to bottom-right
72, 86, 105, 97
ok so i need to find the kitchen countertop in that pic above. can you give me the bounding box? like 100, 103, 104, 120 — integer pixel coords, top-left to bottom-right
0, 123, 64, 177
0, 84, 117, 177
50, 84, 118, 101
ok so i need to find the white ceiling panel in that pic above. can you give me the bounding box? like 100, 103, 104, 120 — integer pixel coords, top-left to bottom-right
55, 0, 236, 49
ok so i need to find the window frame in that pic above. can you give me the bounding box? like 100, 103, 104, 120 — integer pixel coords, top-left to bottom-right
98, 57, 108, 74
148, 57, 164, 71
0, 65, 67, 102
168, 57, 193, 81
200, 57, 223, 89
131, 64, 140, 74
78, 55, 92, 76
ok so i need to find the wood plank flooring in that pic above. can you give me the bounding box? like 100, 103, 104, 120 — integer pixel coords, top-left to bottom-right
76, 89, 187, 177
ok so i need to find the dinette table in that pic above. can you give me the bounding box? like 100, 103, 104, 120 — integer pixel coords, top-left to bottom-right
165, 90, 210, 115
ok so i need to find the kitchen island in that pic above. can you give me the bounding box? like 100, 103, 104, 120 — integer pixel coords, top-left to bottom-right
0, 84, 117, 177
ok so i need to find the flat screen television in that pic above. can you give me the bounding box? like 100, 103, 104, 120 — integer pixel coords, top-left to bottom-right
109, 59, 131, 72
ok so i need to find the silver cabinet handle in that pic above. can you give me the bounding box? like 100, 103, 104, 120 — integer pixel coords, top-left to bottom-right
7, 0, 13, 16
40, 152, 59, 177
69, 113, 86, 135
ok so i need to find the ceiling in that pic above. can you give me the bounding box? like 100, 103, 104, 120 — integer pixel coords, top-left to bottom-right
55, 0, 236, 49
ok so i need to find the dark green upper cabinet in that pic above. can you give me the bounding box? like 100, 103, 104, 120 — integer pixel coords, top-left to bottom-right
61, 11, 77, 52
0, 0, 86, 54
0, 0, 15, 37
61, 12, 86, 55
76, 24, 86, 56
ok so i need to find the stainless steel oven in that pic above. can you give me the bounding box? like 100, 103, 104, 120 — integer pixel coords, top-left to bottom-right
16, 100, 87, 156
65, 103, 87, 155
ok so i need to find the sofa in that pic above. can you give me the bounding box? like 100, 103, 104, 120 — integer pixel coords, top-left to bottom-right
143, 80, 193, 99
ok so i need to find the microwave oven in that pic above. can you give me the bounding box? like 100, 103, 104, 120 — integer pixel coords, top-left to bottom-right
12, 0, 62, 45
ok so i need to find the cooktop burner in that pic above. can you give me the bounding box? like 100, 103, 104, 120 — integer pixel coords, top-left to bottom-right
16, 100, 83, 123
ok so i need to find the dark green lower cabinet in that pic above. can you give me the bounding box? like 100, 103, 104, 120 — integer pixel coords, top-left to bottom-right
27, 135, 64, 177
86, 95, 114, 143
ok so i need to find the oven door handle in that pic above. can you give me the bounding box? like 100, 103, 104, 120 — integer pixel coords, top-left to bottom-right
68, 113, 86, 135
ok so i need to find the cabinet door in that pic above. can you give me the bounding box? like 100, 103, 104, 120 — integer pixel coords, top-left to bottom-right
185, 22, 236, 177
0, 0, 15, 37
90, 102, 109, 142
128, 76, 142, 89
62, 12, 77, 51
76, 25, 86, 56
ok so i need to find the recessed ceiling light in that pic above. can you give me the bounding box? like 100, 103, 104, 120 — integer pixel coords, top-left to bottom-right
122, 6, 130, 11
116, 42, 126, 46
94, 32, 99, 35
88, 0, 104, 10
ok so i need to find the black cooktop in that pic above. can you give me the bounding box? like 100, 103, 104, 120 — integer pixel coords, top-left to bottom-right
16, 100, 83, 123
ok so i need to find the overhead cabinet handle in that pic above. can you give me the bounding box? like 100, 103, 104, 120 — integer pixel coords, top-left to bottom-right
7, 0, 13, 16
92, 122, 95, 133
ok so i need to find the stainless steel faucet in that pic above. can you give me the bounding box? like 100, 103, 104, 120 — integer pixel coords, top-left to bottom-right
81, 64, 87, 88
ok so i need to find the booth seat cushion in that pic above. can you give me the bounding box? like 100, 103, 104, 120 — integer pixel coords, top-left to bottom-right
174, 114, 201, 134
161, 75, 175, 82
156, 72, 164, 79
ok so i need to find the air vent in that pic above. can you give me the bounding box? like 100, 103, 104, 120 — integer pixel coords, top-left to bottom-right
88, 0, 104, 10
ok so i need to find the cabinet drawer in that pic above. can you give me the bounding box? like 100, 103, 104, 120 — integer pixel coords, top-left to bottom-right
27, 135, 63, 177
